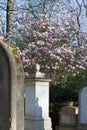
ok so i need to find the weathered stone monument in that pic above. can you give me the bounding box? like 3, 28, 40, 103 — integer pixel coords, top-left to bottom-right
56, 105, 78, 130
0, 40, 24, 130
24, 64, 52, 130
78, 86, 87, 130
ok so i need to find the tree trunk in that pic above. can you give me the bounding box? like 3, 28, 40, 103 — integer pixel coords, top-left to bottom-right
6, 0, 13, 41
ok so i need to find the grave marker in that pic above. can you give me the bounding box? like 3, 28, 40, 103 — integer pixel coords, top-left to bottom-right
0, 40, 24, 130
78, 86, 87, 130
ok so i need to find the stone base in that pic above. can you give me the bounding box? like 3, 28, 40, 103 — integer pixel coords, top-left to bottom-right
77, 124, 87, 130
56, 124, 77, 130
24, 116, 52, 130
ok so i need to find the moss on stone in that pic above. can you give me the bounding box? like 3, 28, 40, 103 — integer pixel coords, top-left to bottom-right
6, 42, 21, 64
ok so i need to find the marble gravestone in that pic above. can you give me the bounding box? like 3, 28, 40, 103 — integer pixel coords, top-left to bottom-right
79, 86, 87, 124
78, 86, 87, 130
0, 40, 24, 130
0, 48, 10, 130
24, 64, 52, 130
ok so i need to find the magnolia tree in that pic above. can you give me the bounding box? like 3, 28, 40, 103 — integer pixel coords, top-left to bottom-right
12, 2, 87, 80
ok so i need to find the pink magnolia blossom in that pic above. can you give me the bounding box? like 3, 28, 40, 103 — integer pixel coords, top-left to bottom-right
12, 1, 87, 79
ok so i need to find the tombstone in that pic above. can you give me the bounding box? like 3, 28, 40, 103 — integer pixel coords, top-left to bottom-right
78, 86, 87, 130
0, 40, 24, 130
56, 105, 78, 130
24, 64, 52, 130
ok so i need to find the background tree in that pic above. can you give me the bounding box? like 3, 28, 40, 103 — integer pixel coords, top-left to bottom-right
6, 0, 15, 40
13, 1, 87, 79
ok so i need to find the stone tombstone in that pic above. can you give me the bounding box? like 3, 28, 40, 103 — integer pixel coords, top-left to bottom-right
59, 106, 78, 125
24, 65, 52, 130
79, 86, 87, 125
56, 106, 78, 130
0, 40, 24, 130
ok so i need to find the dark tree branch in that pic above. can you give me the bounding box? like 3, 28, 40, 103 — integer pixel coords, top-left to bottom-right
6, 0, 14, 41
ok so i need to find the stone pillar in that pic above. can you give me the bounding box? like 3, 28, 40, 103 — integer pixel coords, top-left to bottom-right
24, 65, 52, 130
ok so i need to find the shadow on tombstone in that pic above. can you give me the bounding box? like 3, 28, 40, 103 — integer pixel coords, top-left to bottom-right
0, 40, 24, 130
35, 97, 44, 129
35, 98, 42, 116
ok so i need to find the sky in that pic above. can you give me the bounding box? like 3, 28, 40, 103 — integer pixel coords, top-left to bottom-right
0, 0, 87, 33
71, 0, 87, 32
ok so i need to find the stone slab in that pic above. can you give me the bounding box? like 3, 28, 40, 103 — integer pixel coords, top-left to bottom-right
59, 106, 78, 125
0, 40, 24, 130
79, 86, 87, 124
25, 116, 52, 130
0, 48, 10, 130
56, 125, 77, 130
77, 124, 87, 130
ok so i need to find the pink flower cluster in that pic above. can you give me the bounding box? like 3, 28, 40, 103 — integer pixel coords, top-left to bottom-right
13, 2, 87, 78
